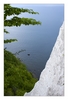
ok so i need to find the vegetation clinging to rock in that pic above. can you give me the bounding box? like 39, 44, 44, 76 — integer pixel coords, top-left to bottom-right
4, 50, 37, 96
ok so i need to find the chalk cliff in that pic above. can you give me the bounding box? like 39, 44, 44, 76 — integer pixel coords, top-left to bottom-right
24, 22, 64, 96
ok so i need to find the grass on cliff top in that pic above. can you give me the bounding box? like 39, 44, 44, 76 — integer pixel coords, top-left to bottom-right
4, 49, 37, 96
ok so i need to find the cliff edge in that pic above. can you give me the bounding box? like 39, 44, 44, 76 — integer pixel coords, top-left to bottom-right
24, 22, 64, 96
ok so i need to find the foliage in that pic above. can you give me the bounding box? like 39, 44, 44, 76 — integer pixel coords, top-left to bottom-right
4, 39, 17, 43
4, 50, 37, 96
4, 4, 41, 43
4, 29, 9, 34
4, 4, 40, 96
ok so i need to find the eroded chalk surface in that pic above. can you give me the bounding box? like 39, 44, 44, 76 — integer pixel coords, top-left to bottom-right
24, 22, 64, 96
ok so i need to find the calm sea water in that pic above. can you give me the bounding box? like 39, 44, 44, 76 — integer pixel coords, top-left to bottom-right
4, 4, 64, 79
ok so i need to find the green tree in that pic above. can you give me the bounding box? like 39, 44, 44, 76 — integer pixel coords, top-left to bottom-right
4, 50, 37, 96
4, 4, 41, 96
4, 4, 41, 43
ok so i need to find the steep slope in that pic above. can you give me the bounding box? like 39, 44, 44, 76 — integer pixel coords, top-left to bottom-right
24, 22, 64, 96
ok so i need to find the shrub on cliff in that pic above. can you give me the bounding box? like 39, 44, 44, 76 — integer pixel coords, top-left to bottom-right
4, 50, 37, 96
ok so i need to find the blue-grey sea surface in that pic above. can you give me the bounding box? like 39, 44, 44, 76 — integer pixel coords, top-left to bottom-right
4, 4, 64, 79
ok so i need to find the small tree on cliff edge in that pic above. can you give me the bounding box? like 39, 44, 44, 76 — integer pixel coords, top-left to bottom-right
4, 4, 41, 43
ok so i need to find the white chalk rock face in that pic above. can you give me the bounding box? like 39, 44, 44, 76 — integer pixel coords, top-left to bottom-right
24, 22, 64, 96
